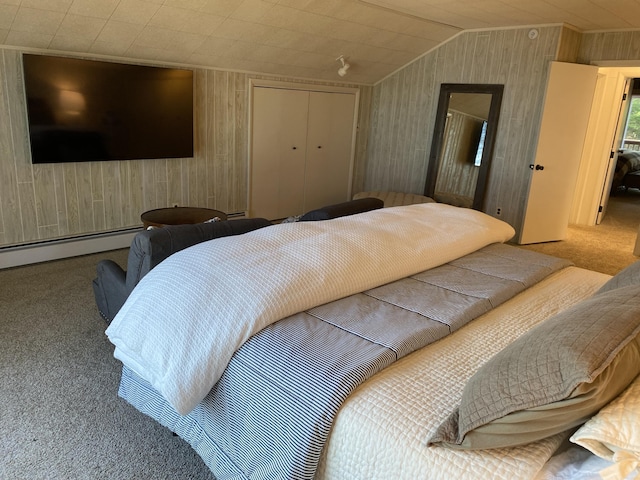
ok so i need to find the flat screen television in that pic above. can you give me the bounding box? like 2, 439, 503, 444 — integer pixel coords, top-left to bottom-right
22, 54, 194, 164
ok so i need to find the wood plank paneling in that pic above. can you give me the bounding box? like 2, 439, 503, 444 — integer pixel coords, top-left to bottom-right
5, 50, 32, 186
365, 26, 564, 236
233, 74, 248, 213
33, 164, 57, 229
128, 161, 144, 226
579, 30, 640, 64
0, 51, 23, 244
191, 69, 208, 209
0, 46, 370, 247
352, 85, 372, 194
75, 162, 94, 233
7, 27, 638, 247
62, 163, 80, 234
102, 161, 121, 230
17, 182, 37, 241
53, 164, 68, 235
557, 26, 581, 63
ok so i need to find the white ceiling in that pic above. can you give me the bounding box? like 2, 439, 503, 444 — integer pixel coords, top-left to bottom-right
1, 0, 639, 85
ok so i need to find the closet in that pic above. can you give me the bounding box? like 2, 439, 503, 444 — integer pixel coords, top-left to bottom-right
249, 83, 358, 220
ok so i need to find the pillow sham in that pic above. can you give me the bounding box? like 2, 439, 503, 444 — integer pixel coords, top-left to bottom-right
428, 285, 640, 450
596, 260, 640, 295
570, 374, 640, 479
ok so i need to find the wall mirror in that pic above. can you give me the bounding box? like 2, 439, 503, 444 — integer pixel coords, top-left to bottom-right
424, 83, 504, 210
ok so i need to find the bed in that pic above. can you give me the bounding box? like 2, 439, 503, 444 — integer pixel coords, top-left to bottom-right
105, 203, 640, 480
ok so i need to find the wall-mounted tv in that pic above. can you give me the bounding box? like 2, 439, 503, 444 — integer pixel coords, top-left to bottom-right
22, 54, 194, 164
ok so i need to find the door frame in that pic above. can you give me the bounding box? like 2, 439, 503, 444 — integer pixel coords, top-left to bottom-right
596, 77, 632, 224
571, 63, 640, 226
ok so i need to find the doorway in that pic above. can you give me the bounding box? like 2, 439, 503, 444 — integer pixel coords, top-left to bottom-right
572, 67, 640, 227
524, 66, 640, 274
605, 78, 640, 259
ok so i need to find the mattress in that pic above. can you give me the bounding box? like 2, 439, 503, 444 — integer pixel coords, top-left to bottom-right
315, 266, 611, 480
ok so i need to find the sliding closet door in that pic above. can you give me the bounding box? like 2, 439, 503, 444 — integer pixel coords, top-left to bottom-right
303, 91, 356, 212
250, 87, 309, 219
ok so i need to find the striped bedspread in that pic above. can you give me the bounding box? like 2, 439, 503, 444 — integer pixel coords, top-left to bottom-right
118, 243, 571, 480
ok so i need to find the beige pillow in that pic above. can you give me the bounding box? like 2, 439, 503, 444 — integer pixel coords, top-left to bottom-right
428, 285, 640, 450
570, 375, 640, 479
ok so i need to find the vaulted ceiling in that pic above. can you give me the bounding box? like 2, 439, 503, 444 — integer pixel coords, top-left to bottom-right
1, 0, 639, 85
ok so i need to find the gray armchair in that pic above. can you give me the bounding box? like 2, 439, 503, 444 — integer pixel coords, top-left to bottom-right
92, 217, 272, 323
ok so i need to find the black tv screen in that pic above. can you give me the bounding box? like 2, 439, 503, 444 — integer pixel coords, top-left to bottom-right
22, 54, 194, 164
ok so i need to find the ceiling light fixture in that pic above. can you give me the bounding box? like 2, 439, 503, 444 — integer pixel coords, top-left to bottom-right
336, 55, 351, 77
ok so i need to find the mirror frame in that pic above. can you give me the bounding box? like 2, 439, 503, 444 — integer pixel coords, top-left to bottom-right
424, 83, 504, 211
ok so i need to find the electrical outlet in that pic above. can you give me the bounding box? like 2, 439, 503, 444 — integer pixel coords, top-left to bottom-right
496, 208, 501, 216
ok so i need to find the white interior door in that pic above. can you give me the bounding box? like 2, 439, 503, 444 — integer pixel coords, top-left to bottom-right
519, 62, 599, 244
303, 91, 356, 212
249, 87, 309, 219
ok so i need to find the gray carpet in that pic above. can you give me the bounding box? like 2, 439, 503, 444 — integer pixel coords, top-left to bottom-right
520, 192, 640, 276
0, 250, 215, 480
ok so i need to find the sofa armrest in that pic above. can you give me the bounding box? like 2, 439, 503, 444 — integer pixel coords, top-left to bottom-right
93, 217, 272, 323
125, 217, 272, 291
92, 259, 128, 322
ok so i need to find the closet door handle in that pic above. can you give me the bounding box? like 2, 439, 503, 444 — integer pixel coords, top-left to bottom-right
292, 146, 297, 150
317, 145, 322, 149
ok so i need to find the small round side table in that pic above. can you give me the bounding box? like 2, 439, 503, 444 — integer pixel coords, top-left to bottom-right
140, 207, 227, 229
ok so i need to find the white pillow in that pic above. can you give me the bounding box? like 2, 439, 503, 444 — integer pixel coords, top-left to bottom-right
570, 375, 640, 480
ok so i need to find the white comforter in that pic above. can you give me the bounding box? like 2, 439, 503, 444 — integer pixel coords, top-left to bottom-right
106, 203, 515, 415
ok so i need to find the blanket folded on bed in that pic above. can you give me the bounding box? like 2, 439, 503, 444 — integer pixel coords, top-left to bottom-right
119, 243, 571, 480
106, 203, 515, 415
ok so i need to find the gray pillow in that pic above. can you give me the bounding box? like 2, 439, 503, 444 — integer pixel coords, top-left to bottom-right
595, 261, 640, 295
428, 284, 640, 450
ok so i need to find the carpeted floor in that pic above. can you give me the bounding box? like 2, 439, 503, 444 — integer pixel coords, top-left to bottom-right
0, 250, 215, 480
1, 198, 638, 479
519, 191, 640, 276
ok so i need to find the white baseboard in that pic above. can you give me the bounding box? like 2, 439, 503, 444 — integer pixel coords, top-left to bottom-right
0, 229, 141, 270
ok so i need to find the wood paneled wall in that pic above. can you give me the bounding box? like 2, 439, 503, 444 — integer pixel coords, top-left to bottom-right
557, 26, 582, 63
0, 48, 371, 248
364, 26, 564, 235
4, 26, 637, 248
578, 30, 640, 64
